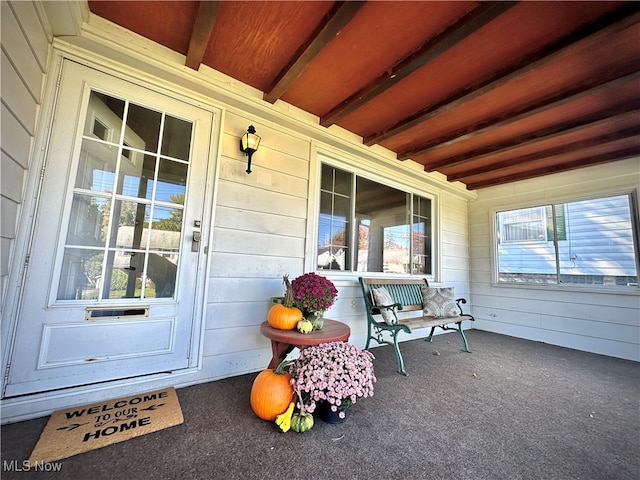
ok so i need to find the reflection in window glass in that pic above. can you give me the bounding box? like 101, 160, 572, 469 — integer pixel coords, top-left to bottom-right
318, 165, 351, 271
75, 140, 119, 192
412, 196, 431, 274
155, 159, 188, 202
126, 103, 161, 153
109, 201, 151, 249
57, 248, 104, 300
57, 90, 193, 301
66, 195, 108, 247
83, 91, 125, 141
161, 116, 192, 161
497, 194, 638, 286
356, 177, 409, 273
317, 162, 433, 275
117, 153, 156, 199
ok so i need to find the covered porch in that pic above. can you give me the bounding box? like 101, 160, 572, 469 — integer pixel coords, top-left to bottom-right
1, 0, 638, 436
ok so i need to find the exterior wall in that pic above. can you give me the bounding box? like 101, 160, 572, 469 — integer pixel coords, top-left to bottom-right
200, 112, 475, 380
0, 3, 475, 421
0, 0, 50, 313
469, 159, 640, 361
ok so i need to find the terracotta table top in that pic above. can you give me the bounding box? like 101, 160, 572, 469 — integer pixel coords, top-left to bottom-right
260, 319, 351, 368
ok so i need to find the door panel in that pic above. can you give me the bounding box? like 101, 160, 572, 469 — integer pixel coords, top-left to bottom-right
4, 60, 213, 397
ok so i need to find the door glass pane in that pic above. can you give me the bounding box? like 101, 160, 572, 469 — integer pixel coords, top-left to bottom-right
117, 152, 156, 198
75, 140, 119, 192
126, 103, 161, 153
57, 248, 104, 300
161, 116, 192, 161
104, 250, 139, 299
155, 159, 188, 202
143, 253, 178, 298
66, 195, 108, 247
58, 90, 193, 301
110, 200, 151, 250
83, 91, 125, 141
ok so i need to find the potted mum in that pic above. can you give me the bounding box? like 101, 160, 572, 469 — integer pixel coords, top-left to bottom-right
291, 272, 338, 330
289, 341, 376, 423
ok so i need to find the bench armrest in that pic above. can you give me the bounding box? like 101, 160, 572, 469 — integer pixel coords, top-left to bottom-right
455, 298, 469, 315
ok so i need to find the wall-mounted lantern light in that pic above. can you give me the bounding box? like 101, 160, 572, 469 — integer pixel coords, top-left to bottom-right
240, 125, 261, 174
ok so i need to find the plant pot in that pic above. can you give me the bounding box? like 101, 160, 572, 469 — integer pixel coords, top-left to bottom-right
315, 401, 348, 424
305, 311, 324, 330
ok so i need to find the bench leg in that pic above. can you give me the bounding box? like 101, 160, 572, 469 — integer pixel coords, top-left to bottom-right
457, 323, 471, 353
425, 324, 472, 353
425, 326, 436, 343
391, 330, 408, 376
365, 319, 373, 350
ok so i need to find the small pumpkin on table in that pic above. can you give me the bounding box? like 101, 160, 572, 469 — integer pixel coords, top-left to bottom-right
266, 275, 303, 330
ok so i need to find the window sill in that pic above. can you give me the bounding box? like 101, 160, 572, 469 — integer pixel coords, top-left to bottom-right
491, 282, 639, 296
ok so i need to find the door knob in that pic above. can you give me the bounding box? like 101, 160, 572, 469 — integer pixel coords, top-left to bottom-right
192, 231, 201, 252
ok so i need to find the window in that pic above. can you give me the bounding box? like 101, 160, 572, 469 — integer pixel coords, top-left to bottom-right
496, 193, 639, 287
57, 90, 192, 301
317, 164, 432, 275
499, 205, 566, 243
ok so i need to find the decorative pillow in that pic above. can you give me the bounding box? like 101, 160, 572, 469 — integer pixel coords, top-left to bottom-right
421, 287, 459, 317
371, 287, 398, 325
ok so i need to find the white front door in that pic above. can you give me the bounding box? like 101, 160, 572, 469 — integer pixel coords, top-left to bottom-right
4, 60, 213, 397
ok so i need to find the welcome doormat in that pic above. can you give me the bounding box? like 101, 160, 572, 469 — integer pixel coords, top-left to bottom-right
28, 387, 183, 463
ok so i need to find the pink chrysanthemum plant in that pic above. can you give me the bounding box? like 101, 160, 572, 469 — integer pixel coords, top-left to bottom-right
291, 272, 338, 316
288, 341, 376, 419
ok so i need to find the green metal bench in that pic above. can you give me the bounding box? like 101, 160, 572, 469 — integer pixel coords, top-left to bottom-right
358, 277, 474, 375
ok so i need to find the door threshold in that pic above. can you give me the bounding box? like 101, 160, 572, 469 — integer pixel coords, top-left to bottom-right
1, 367, 199, 424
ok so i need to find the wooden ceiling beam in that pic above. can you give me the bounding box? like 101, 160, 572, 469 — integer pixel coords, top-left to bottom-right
263, 1, 366, 104
465, 147, 640, 190
447, 126, 640, 182
319, 1, 516, 127
185, 0, 221, 70
400, 69, 640, 161
420, 100, 640, 172
391, 3, 640, 156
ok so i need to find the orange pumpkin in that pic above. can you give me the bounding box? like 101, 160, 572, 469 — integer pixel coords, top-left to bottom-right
267, 303, 302, 330
250, 361, 294, 421
267, 274, 302, 330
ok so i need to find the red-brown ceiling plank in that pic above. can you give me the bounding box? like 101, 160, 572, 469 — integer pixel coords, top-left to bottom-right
319, 1, 517, 127
185, 0, 220, 70
464, 138, 640, 184
419, 99, 640, 172
88, 0, 200, 54
446, 126, 640, 182
201, 2, 336, 92
263, 1, 366, 104
400, 70, 640, 162
465, 146, 640, 190
364, 4, 640, 148
393, 3, 640, 158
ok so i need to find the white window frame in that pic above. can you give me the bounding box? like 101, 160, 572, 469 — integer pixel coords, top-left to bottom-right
311, 150, 439, 280
491, 189, 640, 293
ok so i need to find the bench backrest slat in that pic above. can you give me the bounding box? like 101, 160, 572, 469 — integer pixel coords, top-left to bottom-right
359, 277, 428, 310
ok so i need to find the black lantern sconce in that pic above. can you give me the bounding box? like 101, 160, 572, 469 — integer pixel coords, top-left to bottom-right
240, 125, 261, 174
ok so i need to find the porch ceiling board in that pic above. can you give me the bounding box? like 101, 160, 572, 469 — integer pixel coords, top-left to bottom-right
87, 0, 640, 190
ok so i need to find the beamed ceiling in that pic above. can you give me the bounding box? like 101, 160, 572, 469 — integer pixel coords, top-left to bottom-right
87, 1, 640, 190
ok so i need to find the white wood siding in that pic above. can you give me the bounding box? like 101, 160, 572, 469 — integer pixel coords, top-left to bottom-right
0, 1, 49, 310
469, 159, 640, 361
198, 112, 476, 379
